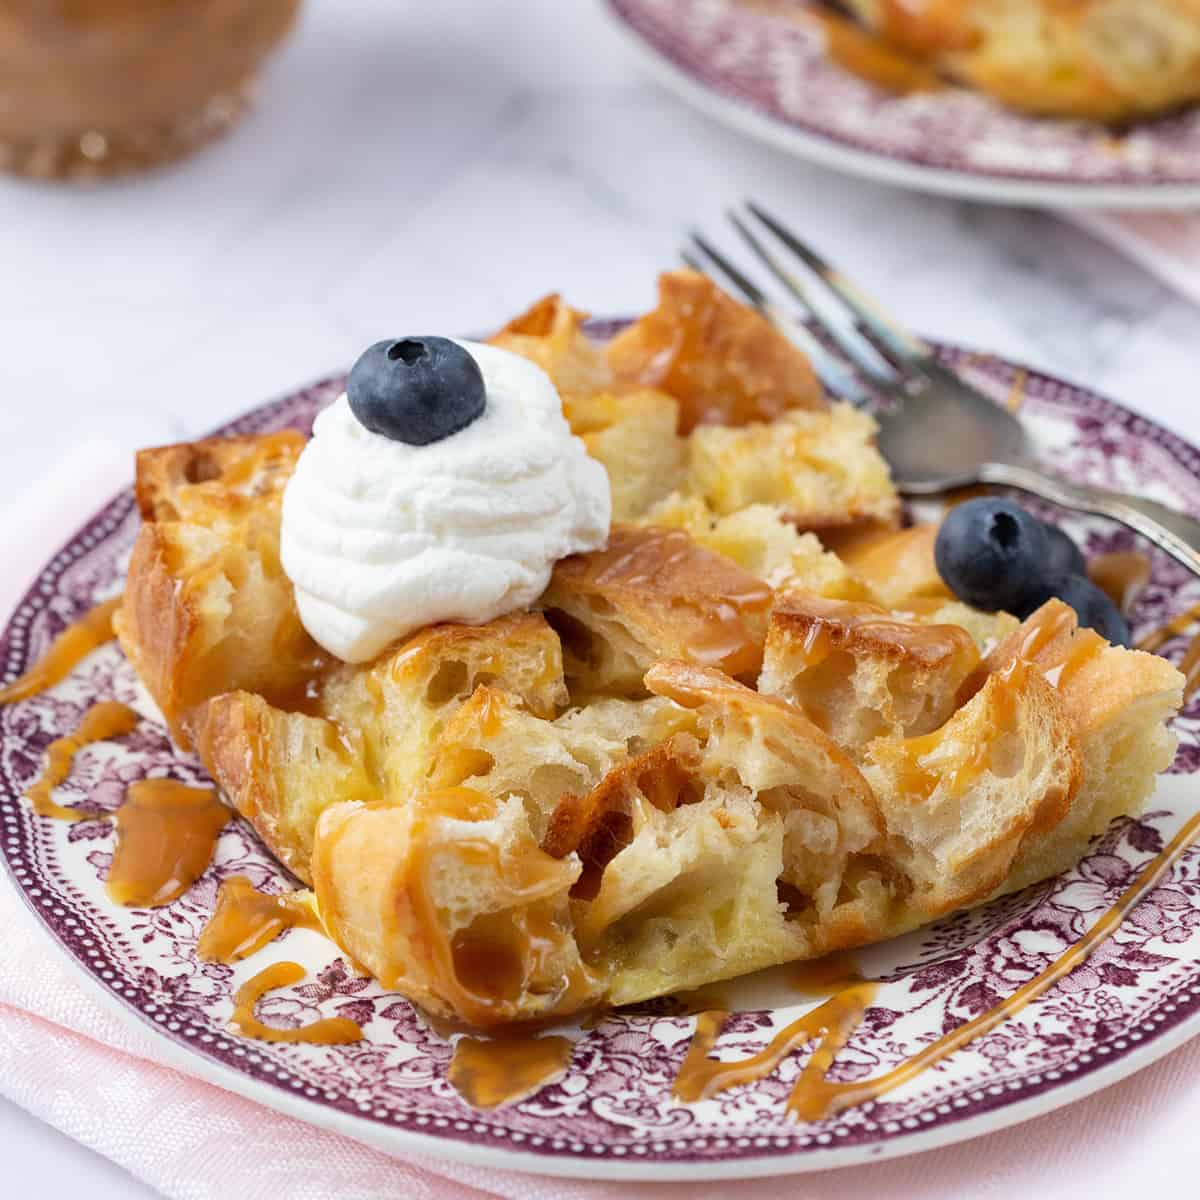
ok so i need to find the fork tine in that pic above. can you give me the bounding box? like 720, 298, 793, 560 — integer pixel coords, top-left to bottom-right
745, 200, 930, 363
688, 232, 769, 308
683, 237, 873, 407
727, 208, 895, 384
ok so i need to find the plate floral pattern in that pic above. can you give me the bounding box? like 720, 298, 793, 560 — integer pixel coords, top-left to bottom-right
604, 0, 1200, 206
3, 338, 1200, 1178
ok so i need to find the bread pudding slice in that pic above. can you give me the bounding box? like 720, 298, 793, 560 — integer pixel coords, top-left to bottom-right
116, 432, 320, 748
759, 593, 983, 754
541, 525, 774, 696
840, 0, 1200, 123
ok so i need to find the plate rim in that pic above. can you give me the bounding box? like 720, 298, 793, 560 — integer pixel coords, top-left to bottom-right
600, 0, 1200, 211
4, 343, 1200, 1180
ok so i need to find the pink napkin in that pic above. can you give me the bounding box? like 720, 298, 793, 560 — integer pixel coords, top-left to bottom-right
1066, 211, 1200, 307
3, 442, 1200, 1200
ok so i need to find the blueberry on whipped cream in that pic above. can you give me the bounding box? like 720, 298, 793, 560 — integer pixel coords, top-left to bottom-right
280, 339, 612, 663
348, 336, 486, 445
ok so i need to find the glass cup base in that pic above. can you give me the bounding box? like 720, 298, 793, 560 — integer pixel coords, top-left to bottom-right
0, 76, 257, 181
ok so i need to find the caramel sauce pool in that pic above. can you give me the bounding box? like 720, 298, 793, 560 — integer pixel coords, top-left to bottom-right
230, 962, 361, 1045
0, 596, 121, 704
676, 810, 1200, 1118
198, 875, 323, 963
107, 780, 229, 907
26, 700, 138, 820
448, 1034, 575, 1109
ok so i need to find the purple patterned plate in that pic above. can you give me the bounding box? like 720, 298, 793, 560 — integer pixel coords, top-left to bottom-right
3, 338, 1200, 1179
604, 0, 1200, 209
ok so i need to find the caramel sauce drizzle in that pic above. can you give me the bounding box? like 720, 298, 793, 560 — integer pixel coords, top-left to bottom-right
677, 809, 1200, 1119
26, 700, 138, 820
1138, 602, 1200, 654
447, 1034, 574, 1109
791, 951, 863, 997
197, 875, 323, 963
229, 961, 362, 1045
107, 780, 229, 908
0, 596, 122, 705
1137, 602, 1200, 704
582, 527, 773, 678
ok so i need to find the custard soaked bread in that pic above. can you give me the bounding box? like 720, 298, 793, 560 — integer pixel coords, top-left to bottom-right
116, 431, 320, 749
840, 0, 1200, 123
115, 274, 1185, 1028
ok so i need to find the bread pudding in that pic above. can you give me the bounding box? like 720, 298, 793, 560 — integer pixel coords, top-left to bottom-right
837, 0, 1200, 123
113, 270, 1185, 1029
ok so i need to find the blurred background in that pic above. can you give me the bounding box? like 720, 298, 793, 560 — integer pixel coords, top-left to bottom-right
2, 0, 1198, 518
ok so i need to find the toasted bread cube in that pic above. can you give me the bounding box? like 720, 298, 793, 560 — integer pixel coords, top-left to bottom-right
642, 495, 873, 600
863, 663, 1081, 916
426, 687, 695, 842
197, 692, 376, 884
685, 404, 899, 530
760, 593, 982, 754
607, 269, 826, 434
488, 292, 612, 411
542, 525, 773, 696
115, 432, 319, 749
984, 601, 1185, 892
319, 611, 568, 800
645, 661, 882, 921
312, 790, 598, 1027
197, 611, 569, 883
576, 390, 686, 522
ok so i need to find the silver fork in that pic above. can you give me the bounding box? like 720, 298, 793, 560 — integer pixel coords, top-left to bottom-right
685, 202, 1200, 579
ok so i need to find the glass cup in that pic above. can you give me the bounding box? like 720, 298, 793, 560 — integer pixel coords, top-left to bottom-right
0, 0, 300, 180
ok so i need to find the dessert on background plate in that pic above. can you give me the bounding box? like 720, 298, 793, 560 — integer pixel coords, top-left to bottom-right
602, 0, 1200, 205
2, 270, 1199, 1154
830, 0, 1200, 123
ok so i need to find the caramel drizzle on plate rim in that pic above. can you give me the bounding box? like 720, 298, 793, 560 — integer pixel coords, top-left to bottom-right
26, 699, 139, 820
676, 809, 1200, 1118
197, 875, 324, 963
0, 595, 122, 705
230, 962, 362, 1045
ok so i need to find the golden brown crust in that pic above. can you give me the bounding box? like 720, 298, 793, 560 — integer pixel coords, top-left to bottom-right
543, 525, 774, 693
607, 270, 826, 434
133, 431, 305, 522
115, 431, 321, 750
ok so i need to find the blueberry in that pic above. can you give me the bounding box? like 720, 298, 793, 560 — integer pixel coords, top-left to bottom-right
935, 498, 1050, 614
347, 337, 486, 446
1042, 523, 1086, 580
1020, 574, 1132, 648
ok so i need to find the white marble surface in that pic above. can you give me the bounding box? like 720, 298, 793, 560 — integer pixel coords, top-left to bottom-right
0, 0, 1198, 1194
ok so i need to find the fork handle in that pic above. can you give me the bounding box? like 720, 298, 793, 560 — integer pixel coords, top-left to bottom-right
977, 461, 1200, 579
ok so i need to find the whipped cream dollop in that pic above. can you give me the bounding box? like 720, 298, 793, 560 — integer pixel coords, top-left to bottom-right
280, 339, 611, 663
